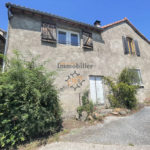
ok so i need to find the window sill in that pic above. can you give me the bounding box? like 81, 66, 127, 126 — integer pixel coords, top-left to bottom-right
57, 43, 80, 47
139, 84, 144, 88
83, 46, 93, 49
41, 39, 56, 43
132, 83, 144, 88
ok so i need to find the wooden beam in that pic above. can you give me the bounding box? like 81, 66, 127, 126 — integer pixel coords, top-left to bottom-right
53, 18, 59, 21
60, 20, 66, 23
34, 13, 42, 18
24, 10, 32, 15
11, 8, 22, 12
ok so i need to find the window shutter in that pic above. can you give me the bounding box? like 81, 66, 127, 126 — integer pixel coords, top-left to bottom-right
134, 39, 140, 57
41, 22, 57, 43
82, 31, 93, 49
122, 35, 129, 54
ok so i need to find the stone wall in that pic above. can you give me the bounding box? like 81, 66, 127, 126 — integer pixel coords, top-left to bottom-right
7, 12, 150, 117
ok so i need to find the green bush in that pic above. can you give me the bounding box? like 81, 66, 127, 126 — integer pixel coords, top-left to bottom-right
77, 87, 94, 115
0, 50, 62, 148
104, 67, 140, 109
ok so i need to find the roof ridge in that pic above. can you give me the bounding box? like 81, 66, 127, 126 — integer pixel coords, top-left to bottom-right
5, 2, 103, 31
101, 17, 150, 44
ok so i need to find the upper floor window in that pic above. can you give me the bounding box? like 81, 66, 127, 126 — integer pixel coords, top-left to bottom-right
126, 37, 135, 54
41, 22, 93, 49
57, 28, 80, 46
122, 35, 140, 57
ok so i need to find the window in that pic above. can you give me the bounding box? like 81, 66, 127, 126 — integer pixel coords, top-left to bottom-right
122, 35, 140, 56
126, 37, 135, 54
57, 29, 80, 46
130, 69, 143, 85
58, 31, 66, 44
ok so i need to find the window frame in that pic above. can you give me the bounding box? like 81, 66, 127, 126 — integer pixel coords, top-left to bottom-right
129, 69, 143, 87
57, 28, 80, 46
126, 37, 135, 55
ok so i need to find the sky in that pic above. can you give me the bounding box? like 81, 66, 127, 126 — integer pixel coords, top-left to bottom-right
0, 0, 150, 40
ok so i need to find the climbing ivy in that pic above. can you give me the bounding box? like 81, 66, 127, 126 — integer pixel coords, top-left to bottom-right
104, 67, 140, 109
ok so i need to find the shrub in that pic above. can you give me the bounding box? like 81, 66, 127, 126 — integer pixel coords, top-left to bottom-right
144, 97, 150, 103
77, 87, 94, 115
104, 67, 140, 109
0, 50, 62, 148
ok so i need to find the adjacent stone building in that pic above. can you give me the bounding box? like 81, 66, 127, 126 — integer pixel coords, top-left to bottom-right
0, 28, 6, 66
5, 3, 150, 117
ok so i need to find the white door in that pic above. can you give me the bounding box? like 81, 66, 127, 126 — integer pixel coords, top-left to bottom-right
89, 76, 104, 104
89, 76, 97, 103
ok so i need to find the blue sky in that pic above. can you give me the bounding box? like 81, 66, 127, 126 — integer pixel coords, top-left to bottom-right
0, 0, 150, 40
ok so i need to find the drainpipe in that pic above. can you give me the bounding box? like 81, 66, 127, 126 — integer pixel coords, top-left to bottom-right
79, 93, 81, 106
2, 5, 11, 73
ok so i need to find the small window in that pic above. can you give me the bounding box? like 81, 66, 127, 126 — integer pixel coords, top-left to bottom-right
58, 31, 67, 44
71, 34, 78, 46
126, 37, 135, 54
57, 29, 80, 46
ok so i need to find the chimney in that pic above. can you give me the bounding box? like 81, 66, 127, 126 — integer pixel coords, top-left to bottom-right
94, 20, 101, 27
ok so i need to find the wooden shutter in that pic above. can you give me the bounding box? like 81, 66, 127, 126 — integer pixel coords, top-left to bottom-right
134, 39, 140, 57
83, 31, 93, 49
122, 35, 129, 54
41, 22, 57, 43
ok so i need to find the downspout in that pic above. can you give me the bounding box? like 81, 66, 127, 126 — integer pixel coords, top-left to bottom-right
2, 5, 11, 73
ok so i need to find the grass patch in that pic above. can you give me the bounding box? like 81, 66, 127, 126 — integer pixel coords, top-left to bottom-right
129, 143, 134, 146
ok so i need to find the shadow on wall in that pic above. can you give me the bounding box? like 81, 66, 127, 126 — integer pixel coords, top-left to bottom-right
41, 41, 57, 48
10, 14, 42, 32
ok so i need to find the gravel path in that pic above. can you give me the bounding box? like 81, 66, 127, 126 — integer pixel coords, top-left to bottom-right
61, 107, 150, 145
39, 142, 150, 150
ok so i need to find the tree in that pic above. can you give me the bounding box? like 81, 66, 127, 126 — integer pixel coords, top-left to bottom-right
0, 50, 62, 148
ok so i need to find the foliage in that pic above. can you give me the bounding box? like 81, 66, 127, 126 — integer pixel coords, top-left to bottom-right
77, 86, 94, 114
104, 67, 140, 109
0, 50, 62, 148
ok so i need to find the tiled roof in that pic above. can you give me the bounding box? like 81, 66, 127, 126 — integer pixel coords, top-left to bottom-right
0, 28, 7, 33
0, 34, 6, 42
101, 17, 150, 44
5, 3, 103, 32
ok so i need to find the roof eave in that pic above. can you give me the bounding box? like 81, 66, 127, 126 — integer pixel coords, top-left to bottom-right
5, 3, 103, 32
0, 35, 6, 42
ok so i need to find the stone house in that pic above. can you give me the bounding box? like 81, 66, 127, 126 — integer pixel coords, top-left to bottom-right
4, 3, 150, 117
0, 28, 6, 66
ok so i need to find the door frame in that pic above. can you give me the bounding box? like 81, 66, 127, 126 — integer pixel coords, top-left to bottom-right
89, 75, 105, 105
